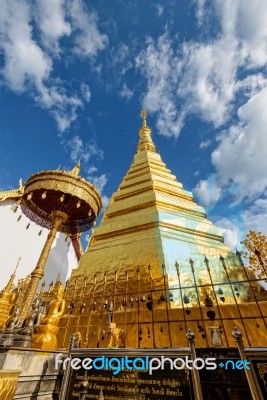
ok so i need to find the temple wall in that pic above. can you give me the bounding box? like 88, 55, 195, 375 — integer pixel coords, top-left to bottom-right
57, 299, 267, 349
0, 348, 64, 399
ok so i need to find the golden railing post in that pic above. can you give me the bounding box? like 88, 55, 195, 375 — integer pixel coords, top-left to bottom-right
186, 329, 203, 400
232, 326, 260, 400
19, 211, 68, 324
59, 334, 76, 400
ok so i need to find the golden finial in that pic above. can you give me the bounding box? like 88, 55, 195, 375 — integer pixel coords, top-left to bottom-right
137, 107, 156, 153
53, 273, 64, 293
55, 273, 61, 285
141, 108, 147, 127
3, 258, 20, 294
70, 160, 81, 176
14, 257, 21, 274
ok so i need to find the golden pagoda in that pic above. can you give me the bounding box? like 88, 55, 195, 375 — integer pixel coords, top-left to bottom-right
0, 260, 20, 328
57, 111, 266, 349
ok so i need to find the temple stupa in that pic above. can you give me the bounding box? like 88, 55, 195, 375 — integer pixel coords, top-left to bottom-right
58, 110, 267, 349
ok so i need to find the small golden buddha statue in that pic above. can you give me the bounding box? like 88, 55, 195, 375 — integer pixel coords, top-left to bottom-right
32, 282, 65, 350
5, 306, 21, 331
74, 331, 82, 348
17, 297, 44, 336
0, 297, 44, 347
108, 322, 125, 348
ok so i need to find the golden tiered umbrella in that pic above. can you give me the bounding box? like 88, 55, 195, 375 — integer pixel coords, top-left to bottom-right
18, 162, 102, 323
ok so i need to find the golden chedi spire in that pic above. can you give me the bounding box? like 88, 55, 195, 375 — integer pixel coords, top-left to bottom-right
0, 258, 20, 328
53, 273, 64, 292
62, 109, 242, 350
69, 160, 81, 176
137, 108, 156, 153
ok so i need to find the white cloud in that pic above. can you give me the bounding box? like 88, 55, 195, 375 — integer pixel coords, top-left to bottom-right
193, 175, 222, 207
213, 217, 239, 249
136, 0, 267, 142
119, 83, 133, 100
242, 199, 267, 235
194, 0, 207, 24
64, 140, 109, 202
211, 199, 267, 248
135, 29, 238, 136
212, 86, 267, 201
86, 167, 109, 209
80, 83, 91, 102
215, 0, 267, 68
178, 38, 238, 127
105, 43, 133, 89
199, 139, 211, 149
191, 1, 267, 206
101, 195, 110, 209
37, 85, 84, 132
154, 4, 164, 17
135, 0, 267, 209
68, 0, 108, 58
0, 0, 52, 92
87, 165, 98, 175
0, 0, 107, 132
66, 136, 104, 163
34, 0, 71, 54
89, 174, 108, 193
136, 34, 185, 137
87, 167, 108, 194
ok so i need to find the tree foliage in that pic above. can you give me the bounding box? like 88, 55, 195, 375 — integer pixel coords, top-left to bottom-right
241, 230, 267, 279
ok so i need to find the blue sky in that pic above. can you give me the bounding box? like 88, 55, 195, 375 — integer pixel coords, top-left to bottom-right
1, 0, 267, 249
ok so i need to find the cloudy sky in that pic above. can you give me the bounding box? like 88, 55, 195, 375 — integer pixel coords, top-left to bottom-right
1, 0, 267, 249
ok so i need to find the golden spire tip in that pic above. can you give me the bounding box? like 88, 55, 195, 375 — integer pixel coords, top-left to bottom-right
55, 273, 61, 284
70, 161, 81, 176
141, 108, 147, 127
14, 257, 21, 274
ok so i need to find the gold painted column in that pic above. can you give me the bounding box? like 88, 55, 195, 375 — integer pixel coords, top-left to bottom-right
19, 210, 68, 324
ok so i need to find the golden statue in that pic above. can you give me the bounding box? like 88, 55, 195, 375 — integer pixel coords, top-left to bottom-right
0, 297, 43, 347
74, 331, 82, 348
32, 282, 65, 350
5, 307, 21, 331
17, 297, 44, 336
108, 322, 125, 348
